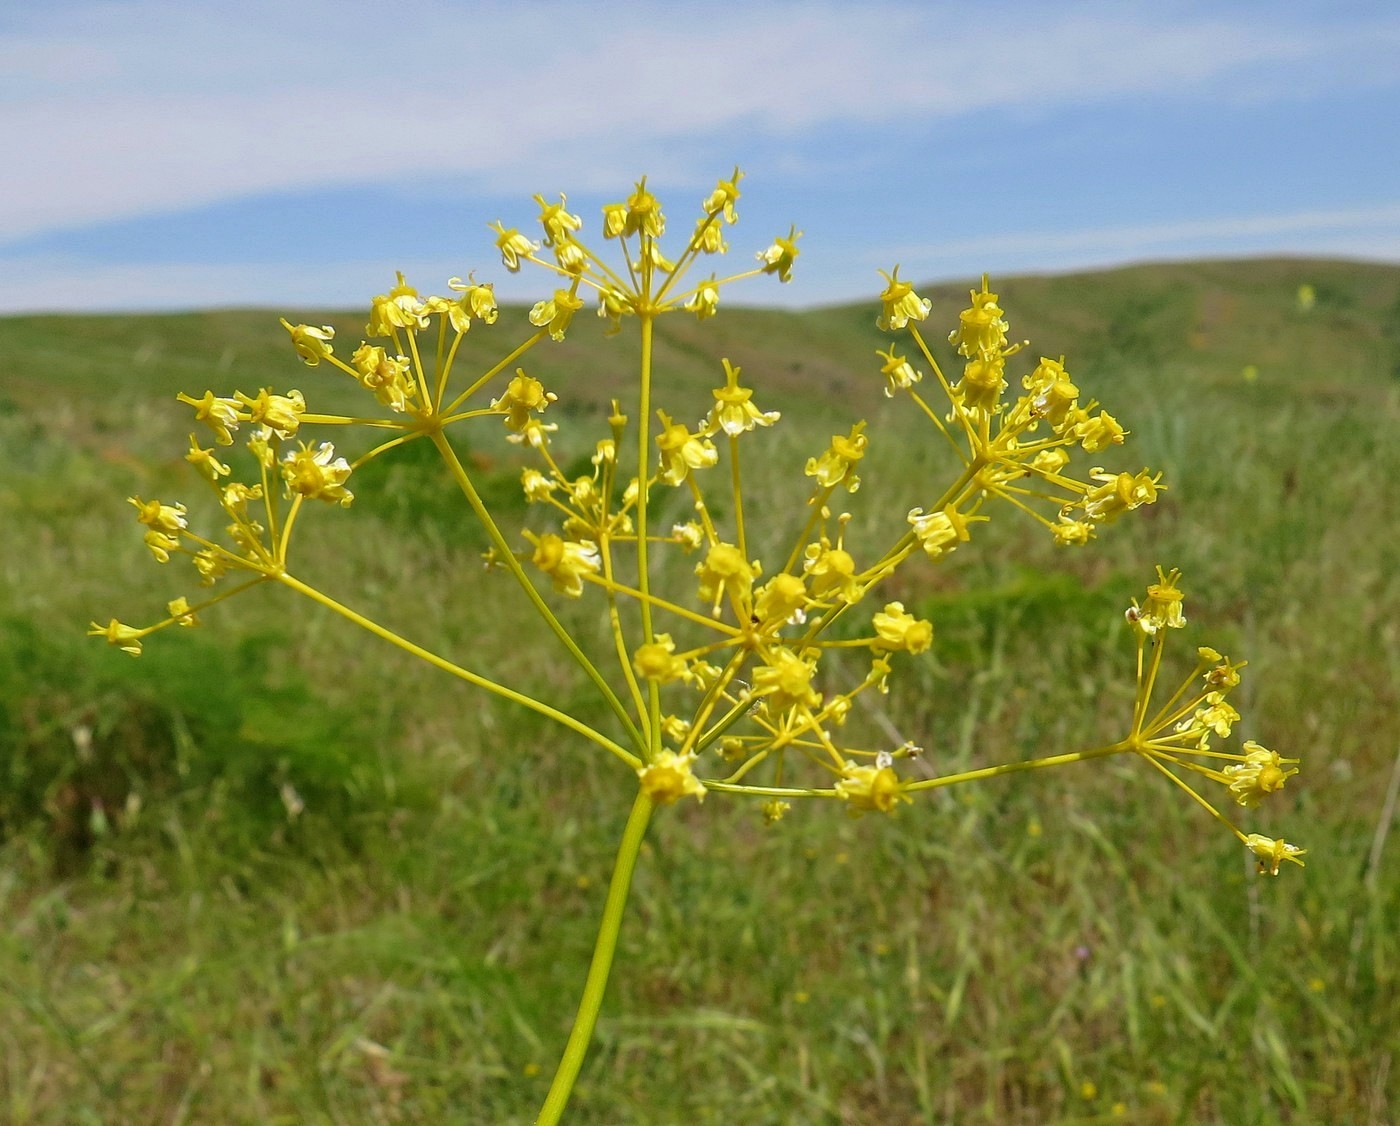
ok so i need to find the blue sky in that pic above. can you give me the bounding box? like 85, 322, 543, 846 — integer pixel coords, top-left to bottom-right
3, 0, 1398, 312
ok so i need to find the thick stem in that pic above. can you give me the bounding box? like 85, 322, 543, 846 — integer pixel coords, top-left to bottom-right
536, 788, 655, 1126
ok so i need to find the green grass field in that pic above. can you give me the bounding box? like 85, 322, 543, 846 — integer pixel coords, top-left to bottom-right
2, 257, 1398, 1123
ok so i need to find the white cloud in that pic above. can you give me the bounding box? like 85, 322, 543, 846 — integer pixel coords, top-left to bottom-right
4, 0, 1396, 243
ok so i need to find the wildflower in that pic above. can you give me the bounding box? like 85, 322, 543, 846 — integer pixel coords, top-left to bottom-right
955, 353, 1007, 414
707, 360, 778, 436
633, 634, 689, 684
948, 280, 1008, 357
754, 572, 809, 627
835, 763, 910, 815
193, 549, 228, 585
805, 423, 867, 491
752, 647, 822, 713
876, 347, 921, 397
1244, 833, 1306, 875
533, 192, 582, 246
279, 319, 335, 366
350, 344, 414, 412
656, 411, 718, 485
695, 542, 755, 616
875, 267, 931, 331
1050, 516, 1094, 546
490, 221, 538, 272
596, 287, 630, 336
693, 216, 727, 254
762, 799, 791, 825
529, 288, 585, 341
1081, 469, 1162, 523
620, 178, 665, 239
491, 370, 557, 433
1132, 566, 1185, 633
908, 505, 974, 560
282, 441, 354, 506
367, 272, 429, 334
757, 226, 801, 282
236, 389, 305, 438
684, 276, 721, 321
88, 618, 145, 656
130, 496, 187, 536
143, 530, 180, 563
1177, 692, 1239, 745
447, 275, 500, 324
671, 521, 705, 552
167, 597, 197, 627
1224, 742, 1298, 807
872, 602, 933, 654
553, 237, 587, 275
521, 468, 556, 503
525, 531, 600, 598
637, 751, 705, 805
1075, 411, 1126, 452
803, 542, 859, 603
186, 437, 230, 481
178, 390, 242, 445
702, 168, 743, 223
1025, 358, 1079, 428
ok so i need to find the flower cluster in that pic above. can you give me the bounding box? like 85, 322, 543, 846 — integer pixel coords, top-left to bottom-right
92, 171, 1300, 875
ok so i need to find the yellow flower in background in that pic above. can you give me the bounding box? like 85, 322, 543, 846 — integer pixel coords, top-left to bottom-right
875, 266, 931, 331
280, 319, 335, 366
835, 762, 909, 815
638, 751, 706, 805
1245, 834, 1307, 875
281, 442, 354, 506
757, 225, 801, 282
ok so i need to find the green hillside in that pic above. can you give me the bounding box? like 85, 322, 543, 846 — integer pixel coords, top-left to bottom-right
2, 257, 1398, 1122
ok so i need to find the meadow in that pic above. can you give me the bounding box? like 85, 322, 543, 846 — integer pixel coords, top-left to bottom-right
1, 256, 1398, 1123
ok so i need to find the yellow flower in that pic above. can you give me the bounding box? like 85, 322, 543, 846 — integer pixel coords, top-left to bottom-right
281, 441, 354, 506
805, 422, 867, 491
908, 505, 974, 560
1244, 834, 1306, 875
350, 344, 414, 412
693, 216, 727, 254
835, 763, 910, 815
525, 531, 600, 598
528, 288, 585, 341
178, 390, 242, 446
757, 225, 801, 282
491, 370, 557, 433
1081, 469, 1162, 523
447, 275, 499, 325
1224, 742, 1298, 807
876, 347, 922, 397
1177, 692, 1239, 745
1050, 516, 1094, 546
761, 799, 791, 825
637, 751, 705, 806
684, 276, 721, 321
872, 602, 933, 654
490, 221, 539, 272
620, 178, 665, 239
754, 572, 809, 627
533, 192, 582, 246
948, 279, 1008, 357
88, 618, 145, 656
1134, 566, 1186, 633
236, 389, 305, 438
707, 360, 779, 436
167, 597, 197, 627
695, 542, 755, 617
875, 266, 931, 331
752, 647, 822, 713
803, 542, 859, 603
1075, 411, 1126, 452
521, 468, 555, 503
702, 167, 743, 223
129, 496, 188, 536
186, 437, 230, 481
955, 353, 1007, 413
656, 411, 718, 485
279, 319, 335, 366
633, 634, 690, 684
367, 272, 429, 334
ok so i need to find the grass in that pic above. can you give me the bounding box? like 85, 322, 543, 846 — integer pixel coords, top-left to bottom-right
1, 256, 1398, 1122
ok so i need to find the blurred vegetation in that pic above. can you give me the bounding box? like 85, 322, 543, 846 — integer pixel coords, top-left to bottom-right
1, 256, 1398, 1123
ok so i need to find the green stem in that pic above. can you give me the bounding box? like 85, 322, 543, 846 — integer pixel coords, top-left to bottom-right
536, 788, 655, 1125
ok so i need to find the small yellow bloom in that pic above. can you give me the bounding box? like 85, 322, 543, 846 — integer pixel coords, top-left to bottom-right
702, 167, 743, 223
656, 411, 718, 485
803, 542, 859, 603
875, 266, 931, 331
757, 226, 801, 282
529, 288, 585, 341
948, 279, 1008, 358
871, 601, 933, 654
1244, 833, 1306, 875
236, 388, 305, 438
1224, 742, 1298, 807
684, 276, 721, 321
955, 353, 1007, 413
752, 647, 822, 713
447, 275, 500, 325
490, 221, 539, 272
707, 359, 778, 436
637, 751, 705, 805
695, 542, 756, 616
525, 531, 601, 598
350, 344, 414, 412
281, 441, 354, 506
533, 192, 582, 247
805, 422, 867, 491
167, 597, 197, 627
693, 216, 727, 254
279, 319, 335, 366
1050, 515, 1094, 546
633, 634, 690, 684
754, 572, 809, 627
876, 347, 922, 397
761, 799, 790, 825
1081, 469, 1162, 523
1135, 566, 1186, 633
491, 370, 557, 433
521, 468, 555, 503
186, 437, 230, 481
908, 505, 974, 560
130, 496, 188, 535
367, 272, 429, 335
835, 763, 910, 815
622, 178, 666, 239
88, 618, 146, 656
1075, 410, 1126, 452
177, 390, 242, 446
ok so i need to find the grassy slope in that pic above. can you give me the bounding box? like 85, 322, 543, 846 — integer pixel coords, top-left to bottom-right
2, 257, 1399, 1123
